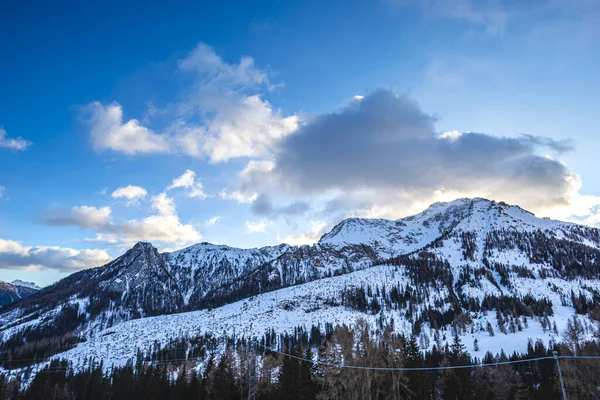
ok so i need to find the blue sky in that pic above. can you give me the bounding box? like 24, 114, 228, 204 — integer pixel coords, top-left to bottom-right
1, 0, 599, 286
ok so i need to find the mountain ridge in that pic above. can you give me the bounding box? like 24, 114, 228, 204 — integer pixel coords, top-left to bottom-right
2, 197, 596, 319
2, 197, 600, 375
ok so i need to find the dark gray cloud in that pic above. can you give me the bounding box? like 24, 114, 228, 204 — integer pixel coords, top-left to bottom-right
247, 88, 576, 211
251, 194, 310, 217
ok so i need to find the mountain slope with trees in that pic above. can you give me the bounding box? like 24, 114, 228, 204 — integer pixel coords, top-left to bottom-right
1, 197, 600, 390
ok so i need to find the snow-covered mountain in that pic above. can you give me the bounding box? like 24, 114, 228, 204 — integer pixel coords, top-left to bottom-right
0, 281, 39, 307
10, 280, 41, 290
2, 197, 600, 374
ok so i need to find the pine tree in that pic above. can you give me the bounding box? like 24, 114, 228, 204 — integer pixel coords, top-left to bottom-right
443, 370, 464, 400
443, 335, 471, 400
172, 365, 188, 400
207, 350, 238, 400
143, 366, 169, 400
188, 370, 204, 400
299, 346, 317, 400
404, 335, 430, 399
278, 344, 301, 400
449, 335, 468, 366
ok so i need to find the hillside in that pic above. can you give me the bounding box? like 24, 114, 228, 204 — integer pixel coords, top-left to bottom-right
1, 197, 600, 376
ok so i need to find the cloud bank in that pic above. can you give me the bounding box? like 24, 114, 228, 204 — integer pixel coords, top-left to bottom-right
0, 239, 112, 272
241, 89, 582, 217
43, 193, 201, 248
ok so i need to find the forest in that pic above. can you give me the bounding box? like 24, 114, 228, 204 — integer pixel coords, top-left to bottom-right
2, 318, 600, 400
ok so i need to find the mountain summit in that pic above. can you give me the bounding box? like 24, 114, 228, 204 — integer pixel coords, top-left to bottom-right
1, 197, 599, 374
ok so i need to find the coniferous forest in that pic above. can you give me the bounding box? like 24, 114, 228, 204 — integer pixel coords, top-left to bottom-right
2, 319, 600, 400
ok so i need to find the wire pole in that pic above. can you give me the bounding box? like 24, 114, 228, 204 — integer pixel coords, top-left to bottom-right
247, 340, 256, 400
553, 351, 567, 400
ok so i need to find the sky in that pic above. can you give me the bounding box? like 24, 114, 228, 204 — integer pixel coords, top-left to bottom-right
1, 0, 599, 286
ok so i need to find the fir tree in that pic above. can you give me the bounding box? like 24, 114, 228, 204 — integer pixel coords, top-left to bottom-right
207, 351, 238, 400
404, 335, 430, 399
278, 344, 301, 400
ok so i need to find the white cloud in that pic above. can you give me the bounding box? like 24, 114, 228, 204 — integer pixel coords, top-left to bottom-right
241, 160, 275, 177
82, 43, 299, 163
0, 239, 112, 272
117, 213, 200, 246
77, 43, 600, 230
196, 94, 299, 162
582, 209, 600, 227
205, 216, 222, 227
168, 170, 209, 199
44, 205, 112, 229
84, 233, 119, 244
219, 189, 258, 204
437, 130, 463, 142
73, 206, 113, 227
151, 192, 176, 216
237, 160, 279, 195
43, 193, 201, 248
535, 177, 600, 226
83, 102, 171, 155
168, 170, 195, 189
244, 219, 273, 234
0, 128, 32, 151
176, 42, 299, 162
178, 42, 272, 89
188, 185, 209, 200
282, 221, 329, 246
111, 185, 148, 205
0, 186, 4, 199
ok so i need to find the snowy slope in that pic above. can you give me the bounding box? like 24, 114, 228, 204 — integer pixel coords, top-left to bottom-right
2, 197, 600, 376
7, 263, 600, 374
319, 198, 473, 255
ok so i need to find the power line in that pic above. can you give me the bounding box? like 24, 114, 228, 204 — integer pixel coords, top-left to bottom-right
3, 346, 600, 374
4, 346, 600, 400
555, 355, 600, 360
258, 344, 600, 372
